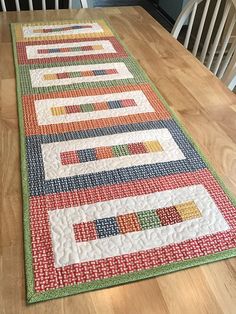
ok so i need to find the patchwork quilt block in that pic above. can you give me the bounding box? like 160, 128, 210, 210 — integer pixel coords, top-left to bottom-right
11, 19, 236, 303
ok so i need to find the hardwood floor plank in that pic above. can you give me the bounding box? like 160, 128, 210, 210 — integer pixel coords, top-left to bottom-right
202, 261, 236, 314
157, 268, 224, 314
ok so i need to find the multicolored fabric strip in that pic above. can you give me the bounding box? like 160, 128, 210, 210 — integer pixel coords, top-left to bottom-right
73, 201, 201, 242
33, 25, 93, 33
11, 19, 236, 304
60, 140, 163, 165
51, 98, 136, 116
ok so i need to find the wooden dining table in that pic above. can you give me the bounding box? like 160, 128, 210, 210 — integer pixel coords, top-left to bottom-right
1, 6, 236, 314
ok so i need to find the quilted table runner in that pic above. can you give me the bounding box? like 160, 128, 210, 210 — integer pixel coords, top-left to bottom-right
11, 20, 236, 303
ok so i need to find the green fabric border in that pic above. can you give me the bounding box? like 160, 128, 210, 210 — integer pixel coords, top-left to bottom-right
10, 19, 236, 304
10, 23, 36, 303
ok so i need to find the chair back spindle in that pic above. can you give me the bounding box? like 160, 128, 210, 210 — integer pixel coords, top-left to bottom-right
0, 0, 6, 11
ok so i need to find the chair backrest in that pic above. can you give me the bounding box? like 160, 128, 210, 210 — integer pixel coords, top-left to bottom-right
171, 0, 236, 85
222, 49, 236, 89
0, 0, 88, 11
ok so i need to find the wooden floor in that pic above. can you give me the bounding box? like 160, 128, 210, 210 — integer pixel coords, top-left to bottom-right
0, 6, 236, 314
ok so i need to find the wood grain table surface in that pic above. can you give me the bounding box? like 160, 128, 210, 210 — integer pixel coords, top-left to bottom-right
0, 6, 236, 314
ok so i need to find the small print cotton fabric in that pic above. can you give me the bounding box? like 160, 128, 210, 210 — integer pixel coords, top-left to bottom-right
11, 19, 236, 303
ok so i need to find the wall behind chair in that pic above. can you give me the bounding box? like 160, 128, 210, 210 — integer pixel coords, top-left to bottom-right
72, 0, 93, 8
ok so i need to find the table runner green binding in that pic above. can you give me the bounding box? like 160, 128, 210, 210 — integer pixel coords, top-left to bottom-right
11, 19, 236, 303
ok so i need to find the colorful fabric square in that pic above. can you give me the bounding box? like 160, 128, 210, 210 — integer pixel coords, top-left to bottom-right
137, 210, 161, 229
117, 213, 141, 234
175, 201, 202, 220
95, 217, 120, 238
60, 140, 163, 165
157, 206, 183, 225
60, 151, 80, 165
73, 222, 97, 242
11, 19, 236, 304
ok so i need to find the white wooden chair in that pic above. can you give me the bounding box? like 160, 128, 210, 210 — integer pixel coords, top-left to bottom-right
0, 0, 88, 11
172, 0, 236, 90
